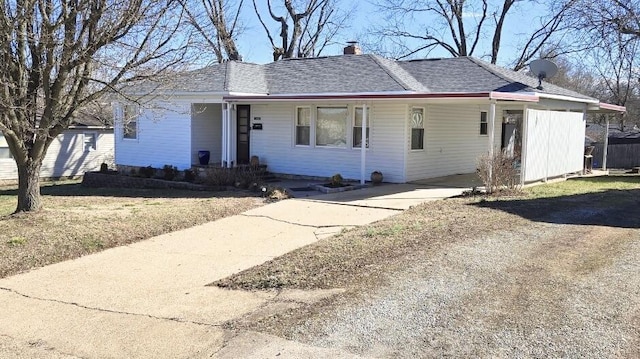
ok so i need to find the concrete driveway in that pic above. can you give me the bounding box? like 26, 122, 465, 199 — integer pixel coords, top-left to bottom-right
0, 183, 467, 358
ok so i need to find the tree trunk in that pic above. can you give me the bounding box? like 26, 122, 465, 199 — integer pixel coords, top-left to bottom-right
15, 159, 43, 213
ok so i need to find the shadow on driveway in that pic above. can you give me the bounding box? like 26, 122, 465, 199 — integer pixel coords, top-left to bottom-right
473, 188, 640, 229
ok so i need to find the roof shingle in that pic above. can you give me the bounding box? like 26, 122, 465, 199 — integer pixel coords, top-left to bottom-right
125, 54, 598, 103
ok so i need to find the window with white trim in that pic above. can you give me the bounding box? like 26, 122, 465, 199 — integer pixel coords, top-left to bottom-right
316, 107, 347, 147
0, 134, 11, 159
84, 132, 97, 152
295, 107, 310, 146
480, 111, 488, 135
353, 107, 370, 148
410, 107, 424, 150
123, 104, 138, 139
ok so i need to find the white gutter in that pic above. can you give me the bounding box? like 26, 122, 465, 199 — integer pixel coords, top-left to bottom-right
534, 92, 600, 104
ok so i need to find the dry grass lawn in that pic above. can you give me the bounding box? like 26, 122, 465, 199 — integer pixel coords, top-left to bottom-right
216, 175, 640, 357
216, 175, 640, 291
0, 180, 264, 278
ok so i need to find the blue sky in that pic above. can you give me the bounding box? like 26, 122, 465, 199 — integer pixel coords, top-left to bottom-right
235, 0, 550, 67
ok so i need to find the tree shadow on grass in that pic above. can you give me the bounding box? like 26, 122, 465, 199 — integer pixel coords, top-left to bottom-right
473, 188, 640, 229
0, 182, 255, 199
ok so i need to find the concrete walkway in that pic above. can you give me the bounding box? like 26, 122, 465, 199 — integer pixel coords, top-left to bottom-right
0, 184, 467, 358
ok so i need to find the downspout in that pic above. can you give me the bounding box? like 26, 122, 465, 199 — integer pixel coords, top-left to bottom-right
603, 116, 610, 171
360, 104, 368, 185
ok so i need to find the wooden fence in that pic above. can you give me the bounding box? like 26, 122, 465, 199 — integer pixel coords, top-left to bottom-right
592, 143, 640, 168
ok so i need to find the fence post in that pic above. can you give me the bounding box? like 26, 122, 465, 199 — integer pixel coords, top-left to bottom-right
603, 117, 609, 171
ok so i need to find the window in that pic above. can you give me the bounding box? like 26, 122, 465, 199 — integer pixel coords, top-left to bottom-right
0, 134, 11, 159
316, 107, 347, 147
480, 111, 488, 135
295, 107, 310, 145
123, 104, 138, 139
353, 107, 370, 148
84, 132, 97, 152
410, 107, 424, 150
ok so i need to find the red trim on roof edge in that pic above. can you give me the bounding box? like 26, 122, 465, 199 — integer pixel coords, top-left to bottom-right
599, 102, 626, 112
223, 91, 540, 102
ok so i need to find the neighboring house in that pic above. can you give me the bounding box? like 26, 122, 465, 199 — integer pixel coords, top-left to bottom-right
0, 116, 114, 181
114, 43, 624, 184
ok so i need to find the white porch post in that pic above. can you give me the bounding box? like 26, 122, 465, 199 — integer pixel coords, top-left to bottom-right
488, 101, 496, 185
221, 103, 227, 167
603, 116, 610, 170
226, 103, 233, 168
520, 105, 529, 186
488, 101, 497, 159
360, 104, 367, 184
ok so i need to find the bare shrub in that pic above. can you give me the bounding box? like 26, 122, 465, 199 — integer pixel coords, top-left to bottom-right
234, 167, 262, 189
477, 151, 521, 194
202, 167, 264, 189
202, 168, 236, 187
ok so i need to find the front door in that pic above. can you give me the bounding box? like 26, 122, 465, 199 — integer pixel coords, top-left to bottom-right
236, 105, 250, 164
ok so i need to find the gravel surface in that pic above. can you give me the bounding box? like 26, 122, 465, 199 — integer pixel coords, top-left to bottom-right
289, 222, 640, 358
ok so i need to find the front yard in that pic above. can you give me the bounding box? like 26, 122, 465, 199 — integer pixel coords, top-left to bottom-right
216, 175, 640, 357
0, 180, 264, 278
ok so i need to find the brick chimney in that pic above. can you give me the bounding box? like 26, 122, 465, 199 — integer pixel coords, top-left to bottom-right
344, 41, 362, 55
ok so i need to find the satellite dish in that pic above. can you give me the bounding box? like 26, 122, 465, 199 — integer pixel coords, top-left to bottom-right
529, 59, 558, 90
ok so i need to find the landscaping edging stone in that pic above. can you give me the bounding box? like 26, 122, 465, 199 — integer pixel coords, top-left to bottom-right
81, 171, 225, 191
310, 182, 369, 194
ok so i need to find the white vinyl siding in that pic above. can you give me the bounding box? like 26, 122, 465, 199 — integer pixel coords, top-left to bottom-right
523, 109, 585, 182
250, 102, 406, 183
190, 103, 222, 165
115, 102, 192, 170
0, 130, 114, 180
406, 104, 502, 181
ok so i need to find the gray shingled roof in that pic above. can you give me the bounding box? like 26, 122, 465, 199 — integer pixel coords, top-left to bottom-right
262, 55, 410, 94
125, 54, 598, 102
397, 57, 596, 100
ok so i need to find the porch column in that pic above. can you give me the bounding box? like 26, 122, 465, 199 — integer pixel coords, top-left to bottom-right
226, 103, 233, 168
603, 116, 610, 170
488, 101, 497, 159
520, 105, 529, 186
221, 103, 227, 167
487, 101, 497, 185
360, 104, 367, 185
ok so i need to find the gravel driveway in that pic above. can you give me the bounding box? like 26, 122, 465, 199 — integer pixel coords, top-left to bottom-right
288, 221, 640, 358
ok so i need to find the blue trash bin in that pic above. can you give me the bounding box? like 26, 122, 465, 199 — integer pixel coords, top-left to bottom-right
198, 150, 210, 165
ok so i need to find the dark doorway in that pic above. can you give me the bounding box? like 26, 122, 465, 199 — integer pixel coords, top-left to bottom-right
236, 105, 250, 164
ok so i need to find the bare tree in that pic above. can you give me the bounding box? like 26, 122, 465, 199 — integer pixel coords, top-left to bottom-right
0, 0, 188, 213
252, 0, 350, 61
367, 0, 579, 69
179, 0, 244, 63
568, 0, 640, 129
